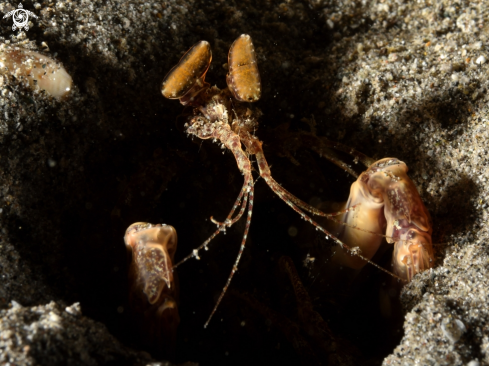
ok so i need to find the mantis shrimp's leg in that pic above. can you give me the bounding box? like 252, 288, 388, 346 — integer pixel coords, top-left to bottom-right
280, 128, 434, 281
370, 159, 433, 281
240, 133, 355, 219
279, 256, 361, 365
231, 257, 362, 365
314, 136, 375, 168
298, 116, 374, 172
201, 130, 256, 327
301, 136, 361, 178
205, 183, 254, 328
172, 178, 249, 268
182, 121, 256, 327
292, 124, 374, 174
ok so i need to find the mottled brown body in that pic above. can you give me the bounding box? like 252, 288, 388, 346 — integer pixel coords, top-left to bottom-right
124, 222, 179, 357
226, 34, 261, 102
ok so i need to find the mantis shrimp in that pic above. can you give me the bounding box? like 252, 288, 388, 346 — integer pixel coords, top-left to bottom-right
161, 34, 434, 327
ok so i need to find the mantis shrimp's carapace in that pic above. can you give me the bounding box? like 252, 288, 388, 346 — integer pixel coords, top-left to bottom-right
161, 35, 434, 327
124, 222, 179, 357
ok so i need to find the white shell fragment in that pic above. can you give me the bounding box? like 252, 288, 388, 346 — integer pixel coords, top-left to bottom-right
476, 55, 486, 65
64, 302, 82, 317
0, 46, 73, 99
441, 316, 466, 343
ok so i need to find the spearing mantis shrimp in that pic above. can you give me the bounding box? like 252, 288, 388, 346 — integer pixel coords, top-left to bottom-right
160, 34, 434, 327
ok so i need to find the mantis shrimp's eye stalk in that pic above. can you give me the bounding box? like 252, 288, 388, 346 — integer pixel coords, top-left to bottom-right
226, 34, 261, 102
0, 47, 73, 99
124, 222, 179, 356
161, 40, 212, 99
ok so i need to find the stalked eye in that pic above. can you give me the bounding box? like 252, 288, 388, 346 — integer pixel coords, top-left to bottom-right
161, 40, 212, 99
226, 34, 261, 102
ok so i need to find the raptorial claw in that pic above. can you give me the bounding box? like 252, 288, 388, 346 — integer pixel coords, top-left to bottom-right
329, 158, 434, 281
124, 222, 179, 358
392, 228, 433, 282
370, 158, 434, 281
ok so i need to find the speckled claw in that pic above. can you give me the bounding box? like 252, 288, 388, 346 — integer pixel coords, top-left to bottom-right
329, 158, 434, 281
124, 222, 178, 304
392, 229, 433, 282
369, 158, 434, 281
124, 222, 179, 357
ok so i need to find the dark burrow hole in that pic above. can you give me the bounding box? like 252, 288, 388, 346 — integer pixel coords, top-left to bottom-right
3, 107, 408, 365
3, 31, 408, 365
0, 67, 414, 364
88, 137, 406, 366
12, 113, 405, 365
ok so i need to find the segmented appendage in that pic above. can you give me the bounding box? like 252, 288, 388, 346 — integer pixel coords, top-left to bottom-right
161, 40, 212, 101
0, 46, 73, 99
226, 34, 261, 102
331, 158, 434, 281
124, 222, 179, 355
